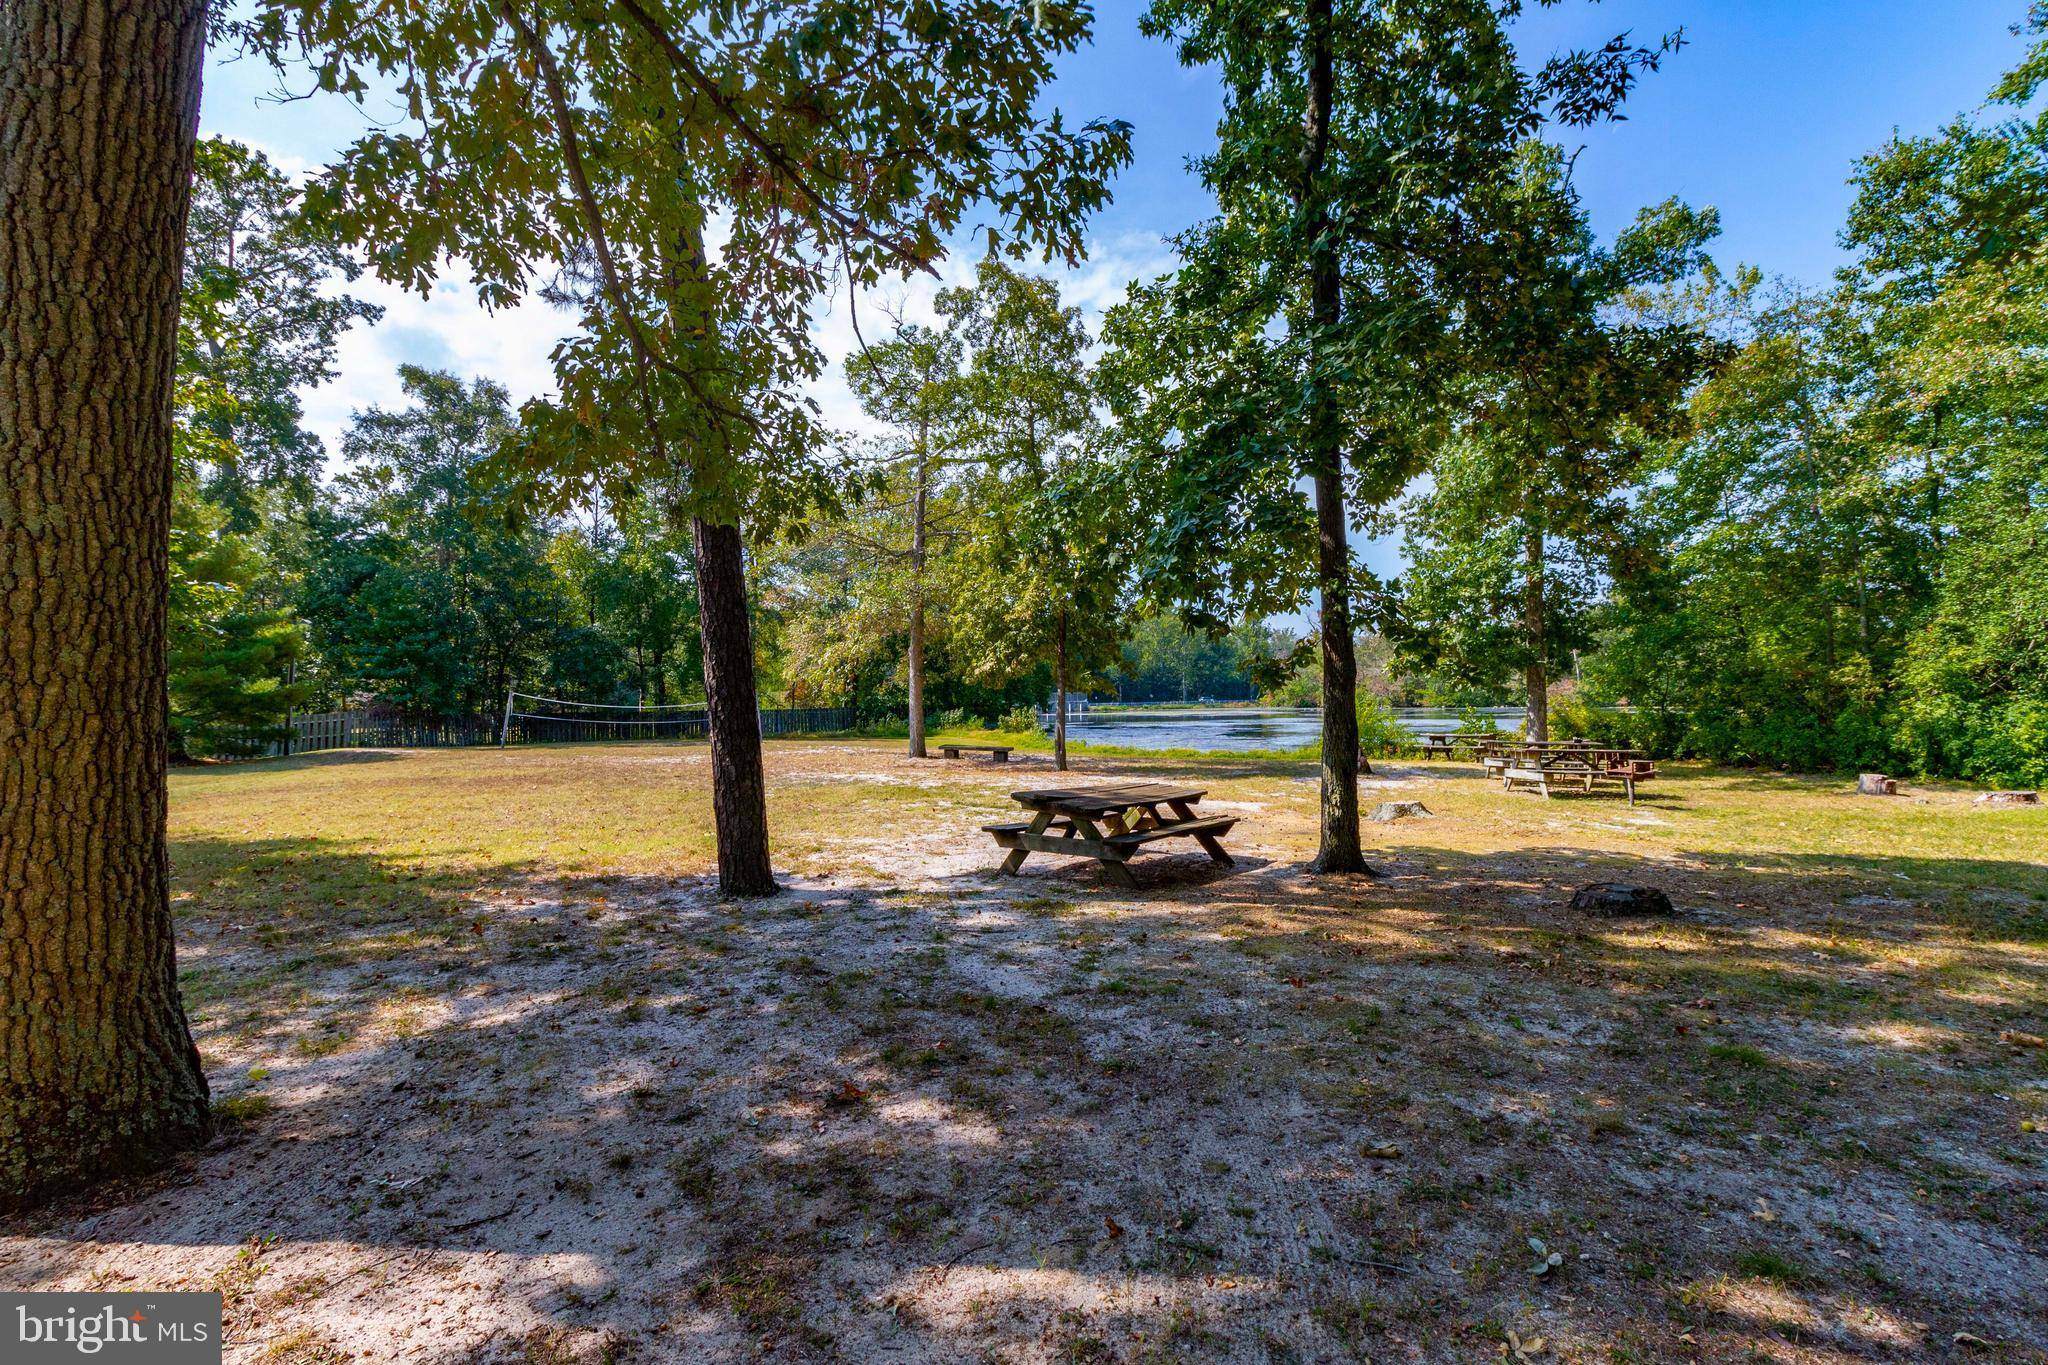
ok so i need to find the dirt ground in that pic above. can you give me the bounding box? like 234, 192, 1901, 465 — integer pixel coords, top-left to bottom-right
3, 741, 2045, 1363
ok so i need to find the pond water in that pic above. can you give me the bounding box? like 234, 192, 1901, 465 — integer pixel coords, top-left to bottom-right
1049, 706, 1528, 753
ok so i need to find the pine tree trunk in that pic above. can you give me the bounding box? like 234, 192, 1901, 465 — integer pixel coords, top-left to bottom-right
0, 0, 215, 1209
1299, 0, 1367, 875
1523, 524, 1548, 743
690, 517, 777, 897
906, 442, 928, 759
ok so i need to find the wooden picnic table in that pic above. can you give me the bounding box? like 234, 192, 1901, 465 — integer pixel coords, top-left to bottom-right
982, 780, 1238, 889
1488, 746, 1657, 805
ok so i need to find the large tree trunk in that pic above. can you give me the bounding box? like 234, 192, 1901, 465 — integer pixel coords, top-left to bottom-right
0, 0, 215, 1209
1522, 523, 1548, 743
690, 517, 777, 897
906, 442, 928, 759
1298, 0, 1367, 875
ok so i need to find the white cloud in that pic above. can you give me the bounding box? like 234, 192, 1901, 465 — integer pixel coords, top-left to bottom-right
301, 230, 1181, 467
301, 265, 574, 466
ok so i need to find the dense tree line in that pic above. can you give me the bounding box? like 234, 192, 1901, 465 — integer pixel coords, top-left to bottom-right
1396, 33, 2048, 788
165, 141, 721, 755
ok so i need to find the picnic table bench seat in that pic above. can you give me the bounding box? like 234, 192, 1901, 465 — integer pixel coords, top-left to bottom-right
939, 743, 1012, 762
979, 813, 1239, 853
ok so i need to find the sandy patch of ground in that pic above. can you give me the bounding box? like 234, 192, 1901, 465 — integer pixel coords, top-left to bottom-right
3, 743, 2045, 1363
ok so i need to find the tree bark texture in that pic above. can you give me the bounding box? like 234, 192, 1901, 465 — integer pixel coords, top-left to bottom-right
0, 0, 215, 1207
1522, 524, 1548, 743
690, 517, 777, 897
1298, 0, 1367, 874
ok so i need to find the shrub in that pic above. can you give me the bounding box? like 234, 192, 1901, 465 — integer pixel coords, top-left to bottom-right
1453, 706, 1504, 738
1355, 691, 1410, 755
996, 706, 1040, 734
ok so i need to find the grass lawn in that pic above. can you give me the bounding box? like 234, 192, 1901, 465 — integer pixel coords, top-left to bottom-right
4, 741, 2044, 1363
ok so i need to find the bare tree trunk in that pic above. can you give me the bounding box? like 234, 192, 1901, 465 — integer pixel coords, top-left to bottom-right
690, 517, 777, 897
1053, 611, 1070, 772
1523, 524, 1548, 743
1298, 0, 1366, 874
0, 0, 215, 1209
1311, 469, 1365, 871
906, 440, 928, 759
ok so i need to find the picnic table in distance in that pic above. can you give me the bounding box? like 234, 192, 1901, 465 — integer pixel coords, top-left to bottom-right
1481, 743, 1658, 805
982, 780, 1238, 888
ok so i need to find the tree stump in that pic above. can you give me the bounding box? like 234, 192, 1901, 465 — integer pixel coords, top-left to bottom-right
1974, 791, 2040, 807
1367, 801, 1433, 823
1570, 883, 1675, 917
1856, 773, 1898, 796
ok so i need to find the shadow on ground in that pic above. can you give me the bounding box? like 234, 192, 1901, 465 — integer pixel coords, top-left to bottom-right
4, 816, 2044, 1363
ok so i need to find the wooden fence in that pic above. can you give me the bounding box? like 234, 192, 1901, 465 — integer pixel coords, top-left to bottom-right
266, 706, 854, 756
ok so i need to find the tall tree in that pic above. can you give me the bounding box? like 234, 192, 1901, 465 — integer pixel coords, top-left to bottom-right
1, 0, 215, 1207
1398, 159, 1722, 740
1102, 0, 1672, 871
952, 445, 1137, 770
940, 260, 1112, 769
180, 136, 381, 528
844, 321, 966, 757
238, 0, 1130, 896
304, 368, 571, 719
167, 477, 311, 759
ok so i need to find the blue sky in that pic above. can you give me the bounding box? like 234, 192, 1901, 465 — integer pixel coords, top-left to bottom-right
199, 0, 2028, 582
1048, 0, 2028, 283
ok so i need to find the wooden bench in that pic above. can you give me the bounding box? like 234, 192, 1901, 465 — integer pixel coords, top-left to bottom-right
940, 743, 1012, 762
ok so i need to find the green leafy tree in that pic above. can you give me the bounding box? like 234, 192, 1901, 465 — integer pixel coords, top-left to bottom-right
1397, 157, 1723, 741
1101, 0, 1674, 870
304, 368, 573, 718
1589, 12, 2048, 782
939, 261, 1126, 769
588, 492, 700, 706
180, 136, 380, 527
1113, 616, 1280, 703
839, 319, 968, 755
235, 0, 1130, 895
167, 477, 311, 758
952, 445, 1138, 769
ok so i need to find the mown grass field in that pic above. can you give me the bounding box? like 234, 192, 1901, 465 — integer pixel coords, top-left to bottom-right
6, 740, 2045, 1363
